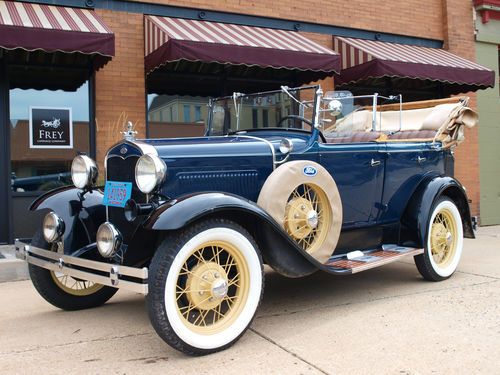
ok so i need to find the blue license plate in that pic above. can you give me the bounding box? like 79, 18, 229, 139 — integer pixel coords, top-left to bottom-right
103, 181, 132, 207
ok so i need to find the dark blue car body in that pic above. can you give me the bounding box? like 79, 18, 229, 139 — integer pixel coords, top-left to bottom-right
30, 87, 474, 278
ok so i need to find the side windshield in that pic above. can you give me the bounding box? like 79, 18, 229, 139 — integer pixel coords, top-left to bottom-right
208, 86, 317, 136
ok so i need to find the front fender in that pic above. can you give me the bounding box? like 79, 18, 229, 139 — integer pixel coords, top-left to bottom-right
143, 192, 319, 277
401, 176, 474, 248
30, 186, 106, 253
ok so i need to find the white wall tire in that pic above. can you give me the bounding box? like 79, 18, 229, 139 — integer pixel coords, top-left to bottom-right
414, 197, 463, 281
147, 219, 263, 355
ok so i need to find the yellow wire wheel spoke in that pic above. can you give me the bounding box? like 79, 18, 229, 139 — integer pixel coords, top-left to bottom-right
430, 208, 458, 268
50, 271, 103, 296
284, 183, 332, 255
174, 240, 250, 334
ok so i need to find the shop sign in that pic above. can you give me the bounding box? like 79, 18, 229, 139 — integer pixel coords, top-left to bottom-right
29, 107, 73, 149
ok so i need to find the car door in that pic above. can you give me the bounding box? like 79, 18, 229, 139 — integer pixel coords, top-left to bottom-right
319, 141, 386, 228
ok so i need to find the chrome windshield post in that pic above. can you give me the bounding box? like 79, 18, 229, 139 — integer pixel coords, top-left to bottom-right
314, 87, 324, 128
372, 93, 379, 131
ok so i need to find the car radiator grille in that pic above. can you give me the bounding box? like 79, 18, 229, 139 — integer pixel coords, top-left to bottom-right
106, 155, 146, 243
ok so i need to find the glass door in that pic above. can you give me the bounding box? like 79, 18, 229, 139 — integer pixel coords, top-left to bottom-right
9, 83, 91, 239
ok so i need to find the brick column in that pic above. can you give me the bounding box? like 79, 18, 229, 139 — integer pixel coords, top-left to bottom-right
94, 9, 146, 171
442, 1, 480, 217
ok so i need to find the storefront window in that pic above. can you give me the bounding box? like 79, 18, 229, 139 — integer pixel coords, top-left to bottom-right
10, 83, 90, 192
147, 94, 208, 138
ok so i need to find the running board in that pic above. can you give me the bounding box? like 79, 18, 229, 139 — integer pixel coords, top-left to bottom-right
324, 245, 423, 275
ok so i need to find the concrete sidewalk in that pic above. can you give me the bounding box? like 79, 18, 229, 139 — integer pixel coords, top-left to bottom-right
0, 227, 499, 374
0, 244, 28, 282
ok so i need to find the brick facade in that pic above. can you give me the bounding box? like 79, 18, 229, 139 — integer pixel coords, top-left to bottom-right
94, 9, 146, 171
94, 0, 481, 215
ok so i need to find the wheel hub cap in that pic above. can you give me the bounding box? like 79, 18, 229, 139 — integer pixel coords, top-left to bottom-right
306, 210, 319, 229
211, 278, 228, 299
285, 197, 315, 239
185, 262, 228, 310
430, 209, 457, 266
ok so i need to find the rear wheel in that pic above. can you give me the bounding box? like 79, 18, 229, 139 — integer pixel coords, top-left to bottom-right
147, 219, 263, 355
28, 230, 118, 310
414, 197, 464, 281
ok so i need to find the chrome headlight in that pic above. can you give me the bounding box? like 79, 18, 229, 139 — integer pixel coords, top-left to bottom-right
71, 155, 98, 189
96, 222, 122, 258
43, 212, 65, 243
279, 138, 294, 154
135, 154, 166, 194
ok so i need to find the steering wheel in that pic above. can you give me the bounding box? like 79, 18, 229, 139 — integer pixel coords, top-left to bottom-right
277, 115, 313, 128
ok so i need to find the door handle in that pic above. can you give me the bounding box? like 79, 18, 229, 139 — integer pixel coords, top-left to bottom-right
370, 159, 381, 167
417, 156, 427, 164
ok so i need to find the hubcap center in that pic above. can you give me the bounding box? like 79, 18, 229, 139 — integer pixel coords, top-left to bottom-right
445, 231, 453, 246
211, 278, 228, 299
306, 210, 318, 229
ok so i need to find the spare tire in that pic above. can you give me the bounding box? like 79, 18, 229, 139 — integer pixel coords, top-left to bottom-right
257, 161, 342, 264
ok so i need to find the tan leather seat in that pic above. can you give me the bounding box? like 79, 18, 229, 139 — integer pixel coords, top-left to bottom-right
325, 131, 382, 144
387, 130, 436, 140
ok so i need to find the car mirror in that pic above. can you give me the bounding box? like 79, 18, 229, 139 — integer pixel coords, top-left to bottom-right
327, 99, 343, 117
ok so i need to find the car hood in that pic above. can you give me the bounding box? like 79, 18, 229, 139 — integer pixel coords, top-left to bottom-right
140, 134, 309, 159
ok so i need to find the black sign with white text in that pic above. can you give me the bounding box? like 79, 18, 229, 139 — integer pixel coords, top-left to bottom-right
30, 107, 73, 149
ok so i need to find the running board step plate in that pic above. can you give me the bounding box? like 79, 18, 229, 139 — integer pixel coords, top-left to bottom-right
325, 245, 423, 275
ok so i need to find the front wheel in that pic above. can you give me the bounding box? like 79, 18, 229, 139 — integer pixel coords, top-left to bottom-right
28, 231, 118, 310
147, 219, 263, 355
414, 197, 464, 281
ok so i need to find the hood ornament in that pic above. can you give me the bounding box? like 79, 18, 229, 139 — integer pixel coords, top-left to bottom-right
122, 121, 137, 141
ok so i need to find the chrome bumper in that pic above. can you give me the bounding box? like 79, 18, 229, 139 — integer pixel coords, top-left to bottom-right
15, 240, 148, 294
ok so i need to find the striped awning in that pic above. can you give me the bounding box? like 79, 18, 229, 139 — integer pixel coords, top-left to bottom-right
333, 36, 495, 94
0, 1, 114, 69
144, 16, 340, 77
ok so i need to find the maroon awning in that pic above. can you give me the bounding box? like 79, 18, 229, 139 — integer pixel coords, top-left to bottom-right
145, 16, 340, 81
333, 36, 495, 94
0, 0, 114, 70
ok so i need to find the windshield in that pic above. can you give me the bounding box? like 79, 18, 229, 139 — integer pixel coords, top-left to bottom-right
208, 86, 318, 136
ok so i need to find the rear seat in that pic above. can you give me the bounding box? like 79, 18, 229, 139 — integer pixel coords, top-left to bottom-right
324, 130, 438, 144
325, 131, 382, 143
387, 130, 436, 140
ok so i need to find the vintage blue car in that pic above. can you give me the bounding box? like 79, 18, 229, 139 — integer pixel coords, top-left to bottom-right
15, 85, 476, 355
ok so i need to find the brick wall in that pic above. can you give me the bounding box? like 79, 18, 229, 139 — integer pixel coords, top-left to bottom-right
94, 0, 481, 215
441, 0, 480, 216
134, 0, 444, 41
94, 9, 146, 171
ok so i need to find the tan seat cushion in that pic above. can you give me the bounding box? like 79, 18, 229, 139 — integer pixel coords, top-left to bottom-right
325, 131, 382, 143
386, 130, 437, 140
330, 110, 372, 133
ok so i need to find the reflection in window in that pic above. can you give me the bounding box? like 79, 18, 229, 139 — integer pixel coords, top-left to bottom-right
147, 94, 209, 138
183, 105, 191, 122
195, 106, 202, 122
9, 83, 90, 192
262, 109, 269, 127
252, 109, 258, 129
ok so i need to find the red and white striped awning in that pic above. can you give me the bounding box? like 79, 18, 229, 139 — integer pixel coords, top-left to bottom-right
0, 0, 114, 67
333, 36, 495, 93
145, 16, 340, 76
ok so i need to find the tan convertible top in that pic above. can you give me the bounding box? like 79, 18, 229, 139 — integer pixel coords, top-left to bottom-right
324, 97, 478, 148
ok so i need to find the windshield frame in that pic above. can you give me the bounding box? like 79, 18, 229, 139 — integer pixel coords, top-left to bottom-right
206, 85, 321, 137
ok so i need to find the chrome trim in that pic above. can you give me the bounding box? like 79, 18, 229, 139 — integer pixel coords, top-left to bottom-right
417, 156, 427, 164
313, 87, 323, 129
104, 139, 159, 220
135, 153, 167, 194
43, 212, 65, 243
15, 240, 148, 294
96, 222, 123, 258
235, 135, 277, 170
71, 155, 98, 189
